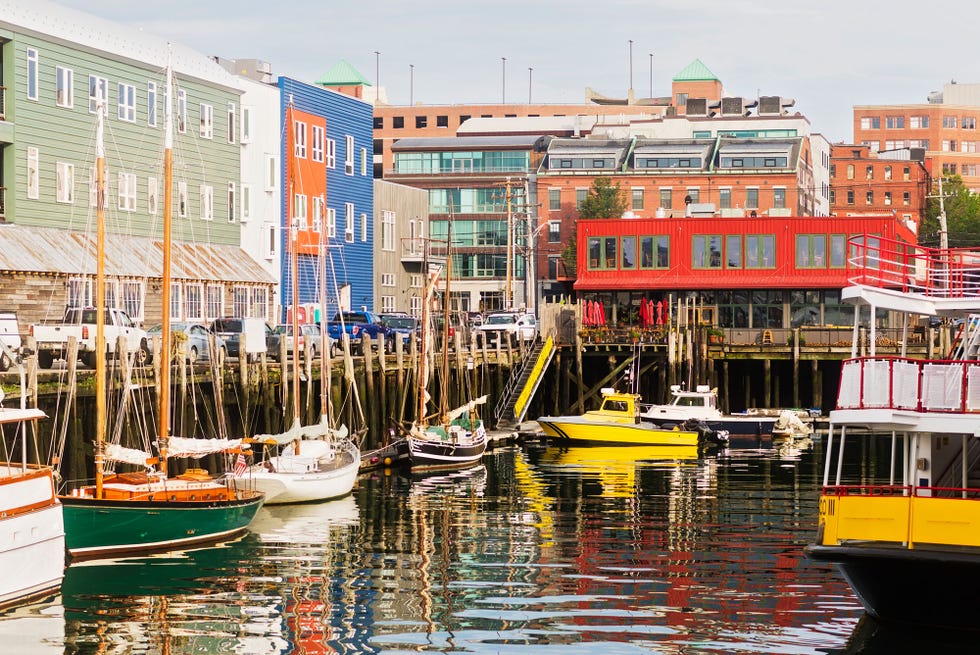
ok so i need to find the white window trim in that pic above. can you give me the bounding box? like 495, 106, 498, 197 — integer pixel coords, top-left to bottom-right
148, 176, 158, 215
227, 181, 236, 222
344, 135, 354, 175
27, 147, 39, 200
147, 81, 157, 127
56, 161, 74, 204
294, 121, 307, 159
345, 202, 355, 242
27, 48, 38, 101
264, 223, 277, 260
227, 102, 236, 144
89, 75, 107, 115
240, 184, 251, 222
178, 181, 188, 218
177, 89, 187, 133
200, 103, 214, 139
241, 106, 252, 143
311, 124, 324, 163
200, 184, 214, 220
118, 83, 136, 122
361, 212, 368, 242
56, 66, 73, 108
118, 172, 136, 211
265, 154, 277, 191
326, 139, 336, 168
327, 207, 337, 238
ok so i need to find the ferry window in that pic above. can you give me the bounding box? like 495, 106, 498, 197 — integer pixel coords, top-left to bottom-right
745, 235, 775, 269
830, 235, 847, 268
726, 235, 742, 268
621, 236, 636, 269
692, 235, 723, 269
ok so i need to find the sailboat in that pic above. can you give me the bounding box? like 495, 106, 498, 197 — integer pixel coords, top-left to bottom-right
407, 238, 487, 471
58, 61, 264, 561
0, 353, 64, 608
244, 102, 361, 504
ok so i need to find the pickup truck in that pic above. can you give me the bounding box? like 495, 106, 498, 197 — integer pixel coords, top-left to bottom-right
327, 311, 390, 355
475, 311, 538, 346
30, 307, 151, 369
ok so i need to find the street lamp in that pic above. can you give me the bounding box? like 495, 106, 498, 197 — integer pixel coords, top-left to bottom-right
649, 53, 653, 98
501, 57, 507, 104
373, 50, 381, 101
409, 64, 414, 105
628, 40, 634, 94
528, 67, 533, 104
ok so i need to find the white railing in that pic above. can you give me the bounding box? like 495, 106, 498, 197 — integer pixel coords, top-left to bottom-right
838, 356, 980, 412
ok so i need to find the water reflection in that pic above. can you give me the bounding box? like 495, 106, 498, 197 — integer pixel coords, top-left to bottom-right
0, 442, 891, 654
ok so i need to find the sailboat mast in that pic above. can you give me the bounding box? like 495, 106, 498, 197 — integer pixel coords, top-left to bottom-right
287, 104, 302, 435
94, 102, 107, 499
439, 235, 453, 425
158, 52, 175, 474
318, 204, 330, 422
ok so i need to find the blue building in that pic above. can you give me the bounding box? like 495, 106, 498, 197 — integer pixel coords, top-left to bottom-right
278, 77, 374, 321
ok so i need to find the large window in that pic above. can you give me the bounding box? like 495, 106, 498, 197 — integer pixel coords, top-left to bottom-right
745, 235, 775, 269
692, 235, 722, 269
118, 83, 136, 122
726, 235, 742, 268
587, 237, 617, 270
382, 210, 395, 251
118, 172, 136, 211
89, 75, 107, 114
620, 236, 636, 269
293, 121, 307, 158
639, 235, 669, 269
830, 235, 847, 268
56, 67, 73, 107
394, 150, 531, 174
548, 220, 561, 243
796, 234, 827, 268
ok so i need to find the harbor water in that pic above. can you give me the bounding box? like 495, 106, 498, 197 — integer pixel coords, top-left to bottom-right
0, 438, 972, 654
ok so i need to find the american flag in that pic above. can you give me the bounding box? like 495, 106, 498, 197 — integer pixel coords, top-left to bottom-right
234, 453, 248, 477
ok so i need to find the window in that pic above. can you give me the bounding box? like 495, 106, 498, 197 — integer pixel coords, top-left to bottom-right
631, 188, 644, 210
846, 164, 854, 180
660, 188, 672, 209
293, 121, 307, 158
745, 235, 775, 269
23, 146, 41, 200
89, 75, 107, 114
147, 81, 157, 127
311, 195, 323, 232
685, 188, 700, 204
903, 191, 911, 206
796, 234, 827, 268
56, 67, 73, 107
859, 116, 880, 129
144, 176, 157, 215
373, 116, 383, 129
56, 162, 74, 204
345, 135, 354, 174
586, 236, 617, 269
361, 213, 368, 242
178, 181, 188, 217
327, 207, 336, 238
885, 116, 905, 129
719, 188, 731, 209
177, 89, 186, 133
184, 284, 204, 321
206, 284, 223, 320
866, 190, 874, 205
773, 187, 786, 209
200, 185, 213, 220
293, 193, 307, 228
910, 115, 929, 128
311, 125, 324, 162
548, 220, 561, 243
830, 235, 847, 268
745, 188, 759, 208
847, 190, 855, 205
67, 278, 93, 308
382, 210, 396, 251
118, 83, 136, 122
547, 255, 562, 278
27, 48, 38, 101
88, 165, 100, 207
620, 236, 636, 269
393, 116, 404, 129
265, 154, 277, 191
692, 235, 723, 269
943, 115, 957, 128
345, 203, 354, 242
829, 190, 836, 205
241, 185, 251, 222
415, 115, 427, 128
381, 296, 396, 313
549, 188, 561, 211
118, 172, 136, 211
726, 235, 742, 268
197, 103, 213, 138
963, 117, 977, 130
121, 280, 144, 321
232, 286, 250, 317
241, 106, 252, 143
226, 102, 236, 144
169, 283, 182, 320
437, 115, 449, 128
265, 223, 276, 259
361, 147, 368, 175
866, 165, 874, 180
575, 188, 587, 210
639, 235, 669, 268
326, 139, 336, 168
883, 165, 892, 180
227, 182, 236, 222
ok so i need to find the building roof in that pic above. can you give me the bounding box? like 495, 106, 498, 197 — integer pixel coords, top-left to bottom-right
1, 0, 241, 91
673, 59, 719, 82
0, 225, 274, 284
391, 135, 548, 151
315, 59, 371, 87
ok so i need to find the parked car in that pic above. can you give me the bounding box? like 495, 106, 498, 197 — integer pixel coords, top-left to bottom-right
209, 318, 281, 361
30, 307, 150, 369
146, 322, 226, 363
327, 311, 389, 355
378, 313, 419, 350
0, 311, 22, 372
476, 311, 538, 345
277, 323, 336, 358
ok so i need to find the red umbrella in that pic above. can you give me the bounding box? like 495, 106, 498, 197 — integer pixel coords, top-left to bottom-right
655, 299, 664, 325
598, 300, 606, 326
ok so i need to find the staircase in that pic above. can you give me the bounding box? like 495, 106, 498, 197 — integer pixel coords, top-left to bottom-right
494, 336, 556, 429
951, 314, 980, 360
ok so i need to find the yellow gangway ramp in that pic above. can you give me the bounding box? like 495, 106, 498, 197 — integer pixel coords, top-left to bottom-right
512, 336, 555, 423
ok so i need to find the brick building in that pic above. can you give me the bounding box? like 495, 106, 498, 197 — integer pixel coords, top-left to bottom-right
828, 144, 929, 227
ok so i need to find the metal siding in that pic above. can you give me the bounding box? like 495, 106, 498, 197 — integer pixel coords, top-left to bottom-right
278, 78, 374, 317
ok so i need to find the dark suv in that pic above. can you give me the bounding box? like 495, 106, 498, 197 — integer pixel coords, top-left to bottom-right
209, 318, 281, 361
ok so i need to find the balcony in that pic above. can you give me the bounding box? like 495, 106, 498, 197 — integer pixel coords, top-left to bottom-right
837, 356, 980, 413
400, 237, 447, 267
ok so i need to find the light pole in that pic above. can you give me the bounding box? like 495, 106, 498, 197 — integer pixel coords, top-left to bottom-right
501, 57, 507, 104
528, 67, 533, 104
409, 64, 414, 105
373, 50, 381, 101
628, 40, 634, 94
649, 52, 653, 98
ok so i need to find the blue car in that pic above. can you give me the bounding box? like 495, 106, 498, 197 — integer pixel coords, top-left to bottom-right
147, 321, 226, 363
379, 313, 419, 350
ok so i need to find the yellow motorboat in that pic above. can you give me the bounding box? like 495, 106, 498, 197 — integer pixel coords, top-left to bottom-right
535, 388, 705, 447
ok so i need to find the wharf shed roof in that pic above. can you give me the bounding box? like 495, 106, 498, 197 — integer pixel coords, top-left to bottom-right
391, 135, 550, 151
0, 225, 274, 284
1, 0, 242, 92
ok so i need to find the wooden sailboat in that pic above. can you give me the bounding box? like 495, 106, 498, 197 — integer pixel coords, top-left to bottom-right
58, 61, 264, 561
407, 237, 487, 471
0, 356, 64, 608
245, 102, 360, 504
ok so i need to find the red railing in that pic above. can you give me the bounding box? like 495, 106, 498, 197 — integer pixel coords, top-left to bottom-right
847, 234, 980, 298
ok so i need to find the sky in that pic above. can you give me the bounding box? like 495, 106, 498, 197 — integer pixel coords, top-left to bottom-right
54, 0, 980, 143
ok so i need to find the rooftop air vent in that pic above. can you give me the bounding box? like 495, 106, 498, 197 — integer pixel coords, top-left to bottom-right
685, 98, 708, 116
758, 96, 795, 116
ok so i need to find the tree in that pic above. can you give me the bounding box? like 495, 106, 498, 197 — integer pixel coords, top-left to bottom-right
562, 177, 628, 273
920, 174, 980, 248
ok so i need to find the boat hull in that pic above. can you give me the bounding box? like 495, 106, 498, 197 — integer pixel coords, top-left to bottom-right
536, 416, 699, 447
408, 434, 486, 471
250, 442, 360, 504
60, 491, 264, 560
806, 543, 980, 630
0, 466, 65, 609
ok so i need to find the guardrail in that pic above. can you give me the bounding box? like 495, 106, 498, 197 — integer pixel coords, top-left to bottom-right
837, 355, 980, 413
848, 234, 980, 298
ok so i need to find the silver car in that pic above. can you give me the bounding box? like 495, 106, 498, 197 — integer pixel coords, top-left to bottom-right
147, 322, 226, 363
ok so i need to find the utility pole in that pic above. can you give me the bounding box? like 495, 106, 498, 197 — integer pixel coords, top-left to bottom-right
506, 176, 513, 308
937, 175, 949, 251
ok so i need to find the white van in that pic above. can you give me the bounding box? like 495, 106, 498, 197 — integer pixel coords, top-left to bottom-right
0, 312, 22, 372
